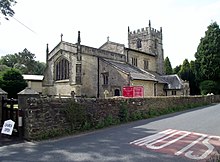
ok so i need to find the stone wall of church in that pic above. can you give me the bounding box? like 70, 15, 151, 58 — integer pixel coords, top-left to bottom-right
131, 80, 155, 96
99, 60, 129, 98
100, 42, 125, 54
156, 83, 166, 96
127, 49, 157, 72
81, 54, 99, 97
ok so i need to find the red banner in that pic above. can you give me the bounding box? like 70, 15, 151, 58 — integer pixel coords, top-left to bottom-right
123, 86, 144, 98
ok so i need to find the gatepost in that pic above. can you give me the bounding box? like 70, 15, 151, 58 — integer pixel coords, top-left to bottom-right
18, 87, 39, 140
0, 88, 8, 126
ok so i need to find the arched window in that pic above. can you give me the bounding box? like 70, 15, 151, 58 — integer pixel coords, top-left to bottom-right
114, 89, 120, 96
55, 58, 69, 80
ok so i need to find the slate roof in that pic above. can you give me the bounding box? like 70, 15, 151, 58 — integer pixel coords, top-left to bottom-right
149, 72, 168, 84
102, 59, 157, 81
160, 75, 183, 90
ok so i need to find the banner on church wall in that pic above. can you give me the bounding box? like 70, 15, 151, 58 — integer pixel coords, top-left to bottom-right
123, 86, 144, 98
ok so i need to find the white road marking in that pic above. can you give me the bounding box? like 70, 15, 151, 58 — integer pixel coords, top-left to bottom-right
184, 135, 220, 160
130, 129, 176, 146
147, 130, 190, 150
130, 129, 220, 160
175, 132, 207, 156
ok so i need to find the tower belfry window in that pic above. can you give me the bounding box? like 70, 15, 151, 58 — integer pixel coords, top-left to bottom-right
137, 39, 142, 49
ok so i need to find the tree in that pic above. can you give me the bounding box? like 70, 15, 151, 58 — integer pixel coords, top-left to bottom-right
0, 0, 16, 21
0, 68, 27, 98
199, 80, 219, 95
195, 22, 220, 82
178, 59, 200, 95
178, 59, 190, 81
33, 61, 46, 75
164, 56, 173, 75
15, 48, 36, 74
189, 61, 200, 95
0, 54, 17, 67
0, 64, 10, 79
173, 65, 181, 74
0, 49, 46, 74
195, 22, 220, 94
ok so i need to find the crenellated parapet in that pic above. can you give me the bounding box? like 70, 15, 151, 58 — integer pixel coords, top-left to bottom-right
128, 26, 162, 39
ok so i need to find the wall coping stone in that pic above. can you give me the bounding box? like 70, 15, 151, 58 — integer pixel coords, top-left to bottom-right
0, 88, 8, 95
18, 87, 39, 95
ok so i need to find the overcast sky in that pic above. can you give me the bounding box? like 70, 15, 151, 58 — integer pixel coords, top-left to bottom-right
0, 0, 220, 67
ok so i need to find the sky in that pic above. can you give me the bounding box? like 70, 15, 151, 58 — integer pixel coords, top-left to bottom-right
0, 0, 220, 67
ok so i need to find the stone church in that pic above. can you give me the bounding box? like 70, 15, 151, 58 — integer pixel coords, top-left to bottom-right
42, 21, 189, 98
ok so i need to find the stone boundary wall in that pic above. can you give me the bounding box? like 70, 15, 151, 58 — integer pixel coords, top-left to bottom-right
22, 95, 220, 140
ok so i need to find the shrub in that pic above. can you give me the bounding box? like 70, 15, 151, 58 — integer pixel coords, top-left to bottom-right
199, 80, 219, 95
65, 100, 87, 131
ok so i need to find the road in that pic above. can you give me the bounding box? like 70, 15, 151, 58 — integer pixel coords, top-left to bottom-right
0, 103, 220, 162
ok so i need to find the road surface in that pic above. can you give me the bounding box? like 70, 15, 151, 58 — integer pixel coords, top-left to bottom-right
0, 103, 220, 162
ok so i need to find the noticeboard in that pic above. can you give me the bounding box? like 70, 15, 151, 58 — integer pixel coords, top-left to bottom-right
1, 120, 15, 135
123, 86, 144, 98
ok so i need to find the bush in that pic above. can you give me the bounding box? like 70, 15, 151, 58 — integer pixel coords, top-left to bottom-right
199, 80, 219, 95
65, 100, 88, 131
0, 68, 27, 98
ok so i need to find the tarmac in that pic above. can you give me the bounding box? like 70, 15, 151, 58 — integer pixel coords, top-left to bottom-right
0, 134, 24, 147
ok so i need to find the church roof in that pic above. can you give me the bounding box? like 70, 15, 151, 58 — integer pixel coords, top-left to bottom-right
149, 72, 168, 84
160, 75, 184, 90
125, 47, 155, 57
102, 59, 157, 82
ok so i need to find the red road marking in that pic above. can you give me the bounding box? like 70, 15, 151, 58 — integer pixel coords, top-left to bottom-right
130, 129, 220, 161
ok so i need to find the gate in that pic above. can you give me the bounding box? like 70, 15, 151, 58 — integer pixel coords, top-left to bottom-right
1, 97, 22, 137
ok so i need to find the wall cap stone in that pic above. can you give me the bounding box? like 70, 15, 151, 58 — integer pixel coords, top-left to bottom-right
18, 87, 39, 95
0, 88, 8, 95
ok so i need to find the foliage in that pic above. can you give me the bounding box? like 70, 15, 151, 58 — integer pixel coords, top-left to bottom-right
118, 102, 129, 122
0, 54, 17, 67
164, 57, 173, 75
175, 59, 200, 95
189, 61, 200, 95
0, 68, 27, 98
34, 61, 46, 75
0, 49, 46, 75
195, 22, 220, 93
199, 80, 219, 95
0, 64, 9, 78
65, 100, 88, 131
0, 0, 16, 21
178, 59, 190, 81
173, 65, 181, 74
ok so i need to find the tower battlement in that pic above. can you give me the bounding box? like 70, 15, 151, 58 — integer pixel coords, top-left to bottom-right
129, 27, 162, 39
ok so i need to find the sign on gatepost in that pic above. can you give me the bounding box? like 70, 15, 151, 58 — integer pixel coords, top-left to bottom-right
1, 120, 15, 135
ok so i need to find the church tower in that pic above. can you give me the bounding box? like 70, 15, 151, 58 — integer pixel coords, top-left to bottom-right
128, 20, 164, 74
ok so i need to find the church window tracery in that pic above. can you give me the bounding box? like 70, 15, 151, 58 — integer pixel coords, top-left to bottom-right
55, 58, 69, 80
